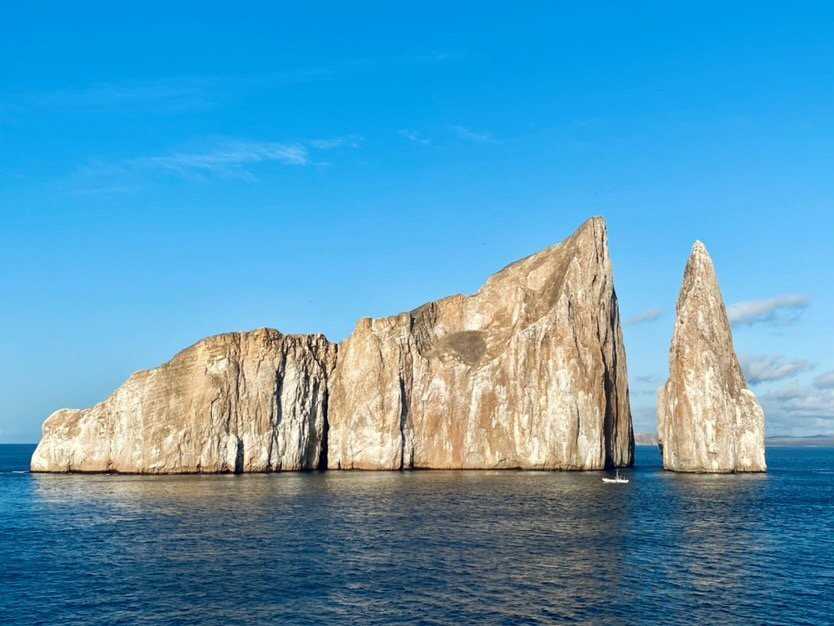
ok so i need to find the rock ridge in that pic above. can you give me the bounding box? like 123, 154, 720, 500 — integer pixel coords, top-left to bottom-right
31, 329, 337, 473
32, 217, 634, 473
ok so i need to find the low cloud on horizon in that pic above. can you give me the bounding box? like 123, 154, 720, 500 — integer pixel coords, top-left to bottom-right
761, 384, 834, 435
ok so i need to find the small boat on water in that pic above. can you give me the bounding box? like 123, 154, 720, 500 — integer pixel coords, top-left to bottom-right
602, 470, 629, 484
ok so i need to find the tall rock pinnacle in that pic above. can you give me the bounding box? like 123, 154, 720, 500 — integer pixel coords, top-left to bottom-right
657, 241, 766, 473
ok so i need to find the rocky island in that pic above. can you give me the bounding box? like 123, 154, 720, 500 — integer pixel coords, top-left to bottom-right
657, 242, 766, 473
31, 217, 634, 473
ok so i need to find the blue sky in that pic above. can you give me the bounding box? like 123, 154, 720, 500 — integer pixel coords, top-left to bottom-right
2, 2, 833, 442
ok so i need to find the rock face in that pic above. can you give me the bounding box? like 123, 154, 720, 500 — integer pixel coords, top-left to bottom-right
31, 329, 336, 473
327, 217, 634, 470
32, 217, 634, 473
657, 242, 766, 473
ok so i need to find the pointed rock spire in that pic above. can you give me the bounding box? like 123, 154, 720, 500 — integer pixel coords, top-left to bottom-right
657, 241, 766, 472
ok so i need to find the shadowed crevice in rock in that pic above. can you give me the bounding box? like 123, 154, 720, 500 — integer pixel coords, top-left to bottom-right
317, 389, 330, 472
234, 437, 244, 474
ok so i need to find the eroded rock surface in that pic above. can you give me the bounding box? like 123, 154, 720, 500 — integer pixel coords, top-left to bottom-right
31, 329, 336, 473
32, 217, 635, 473
328, 217, 634, 469
657, 242, 766, 473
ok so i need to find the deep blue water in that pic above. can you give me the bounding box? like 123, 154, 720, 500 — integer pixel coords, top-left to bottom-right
1, 445, 832, 625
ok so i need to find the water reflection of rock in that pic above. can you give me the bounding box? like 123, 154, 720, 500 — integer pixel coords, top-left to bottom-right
31, 470, 639, 622
11, 447, 832, 624
648, 473, 770, 620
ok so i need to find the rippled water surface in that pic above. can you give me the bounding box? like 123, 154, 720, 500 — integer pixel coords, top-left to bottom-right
1, 445, 833, 625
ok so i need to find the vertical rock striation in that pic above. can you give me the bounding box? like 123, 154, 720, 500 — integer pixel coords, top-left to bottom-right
327, 217, 634, 470
31, 329, 337, 473
657, 242, 766, 473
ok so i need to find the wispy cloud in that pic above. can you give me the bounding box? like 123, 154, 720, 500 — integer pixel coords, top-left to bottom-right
74, 135, 361, 186
631, 374, 661, 397
21, 79, 215, 113
625, 308, 663, 326
451, 125, 497, 144
8, 69, 336, 115
307, 134, 363, 150
9, 52, 459, 115
728, 294, 809, 327
133, 141, 310, 181
68, 184, 142, 196
740, 354, 814, 385
635, 374, 659, 384
814, 370, 834, 390
398, 129, 431, 145
409, 52, 457, 63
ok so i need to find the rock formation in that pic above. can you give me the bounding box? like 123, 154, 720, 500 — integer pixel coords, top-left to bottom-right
657, 242, 766, 473
327, 217, 633, 470
31, 329, 336, 473
32, 217, 634, 473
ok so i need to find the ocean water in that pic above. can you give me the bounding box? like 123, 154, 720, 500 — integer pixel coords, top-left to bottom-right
1, 445, 832, 625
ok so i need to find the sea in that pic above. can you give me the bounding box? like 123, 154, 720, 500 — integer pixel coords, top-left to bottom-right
1, 444, 832, 625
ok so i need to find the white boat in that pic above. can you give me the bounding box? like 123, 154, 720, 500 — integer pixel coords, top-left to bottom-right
602, 470, 629, 484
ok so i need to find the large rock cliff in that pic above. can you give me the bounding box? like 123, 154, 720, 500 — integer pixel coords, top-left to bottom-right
328, 217, 633, 470
31, 329, 336, 473
32, 217, 634, 473
657, 242, 766, 473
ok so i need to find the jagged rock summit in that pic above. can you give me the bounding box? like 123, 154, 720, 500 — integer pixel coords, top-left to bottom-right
657, 241, 766, 473
32, 217, 634, 473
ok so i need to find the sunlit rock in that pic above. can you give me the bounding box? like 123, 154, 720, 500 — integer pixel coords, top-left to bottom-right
328, 217, 634, 469
31, 329, 336, 473
657, 242, 766, 473
32, 217, 634, 473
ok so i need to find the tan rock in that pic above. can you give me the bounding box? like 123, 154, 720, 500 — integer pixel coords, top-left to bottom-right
31, 329, 336, 473
32, 217, 635, 473
327, 217, 634, 469
657, 242, 766, 473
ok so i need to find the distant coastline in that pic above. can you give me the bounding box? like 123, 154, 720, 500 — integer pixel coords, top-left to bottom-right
634, 433, 659, 446
634, 433, 833, 447
765, 435, 834, 447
